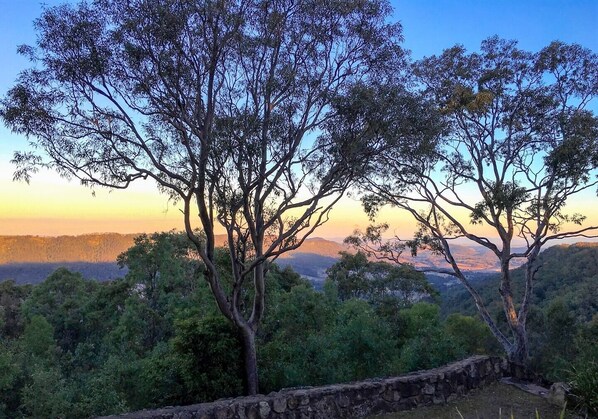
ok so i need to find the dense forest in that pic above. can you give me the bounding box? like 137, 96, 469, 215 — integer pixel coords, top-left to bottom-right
0, 0, 596, 415
0, 233, 596, 417
441, 243, 598, 380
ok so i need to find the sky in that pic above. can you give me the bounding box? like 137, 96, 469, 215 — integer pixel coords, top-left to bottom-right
0, 0, 597, 239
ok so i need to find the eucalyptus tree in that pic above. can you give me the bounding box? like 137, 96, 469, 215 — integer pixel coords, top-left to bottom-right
0, 0, 405, 392
349, 38, 598, 364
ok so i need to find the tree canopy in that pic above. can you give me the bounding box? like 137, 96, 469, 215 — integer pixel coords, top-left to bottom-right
0, 0, 407, 393
348, 37, 598, 363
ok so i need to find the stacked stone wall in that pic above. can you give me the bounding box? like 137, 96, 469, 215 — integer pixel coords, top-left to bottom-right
101, 355, 541, 419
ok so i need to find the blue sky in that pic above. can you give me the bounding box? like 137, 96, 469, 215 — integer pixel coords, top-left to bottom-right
2, 0, 596, 157
0, 0, 596, 236
395, 0, 597, 58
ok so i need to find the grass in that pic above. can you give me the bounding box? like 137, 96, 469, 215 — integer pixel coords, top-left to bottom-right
370, 382, 579, 419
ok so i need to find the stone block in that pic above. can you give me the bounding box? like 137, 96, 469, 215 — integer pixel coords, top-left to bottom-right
247, 405, 259, 419
236, 405, 247, 419
272, 398, 287, 414
258, 401, 271, 418
383, 388, 401, 403
547, 382, 570, 407
423, 383, 436, 395
214, 407, 233, 419
432, 394, 445, 405
336, 394, 350, 408
398, 381, 420, 397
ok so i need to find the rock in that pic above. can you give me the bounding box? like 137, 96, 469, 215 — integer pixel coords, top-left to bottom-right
423, 383, 436, 395
381, 389, 400, 403
337, 394, 350, 408
547, 382, 570, 407
258, 401, 271, 418
272, 398, 287, 413
214, 408, 232, 419
432, 394, 445, 405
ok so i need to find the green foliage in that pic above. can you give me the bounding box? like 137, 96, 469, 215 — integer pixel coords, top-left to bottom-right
325, 251, 436, 306
21, 268, 96, 353
22, 315, 56, 359
73, 364, 129, 416
326, 252, 371, 300
330, 299, 398, 381
398, 330, 463, 372
172, 316, 244, 402
396, 303, 464, 371
259, 284, 338, 390
565, 317, 598, 417
260, 293, 400, 391
263, 284, 333, 340
568, 360, 598, 417
0, 343, 19, 417
445, 313, 500, 356
6, 239, 592, 418
107, 232, 205, 355
20, 365, 72, 418
0, 280, 31, 339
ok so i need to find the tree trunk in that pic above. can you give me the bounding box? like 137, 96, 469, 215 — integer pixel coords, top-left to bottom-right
240, 326, 259, 395
508, 323, 529, 364
498, 257, 530, 365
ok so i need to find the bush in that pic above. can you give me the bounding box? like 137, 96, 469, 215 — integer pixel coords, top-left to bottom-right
173, 316, 244, 402
567, 358, 598, 416
444, 313, 499, 355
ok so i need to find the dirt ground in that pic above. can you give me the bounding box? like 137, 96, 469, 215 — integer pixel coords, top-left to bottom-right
369, 382, 577, 419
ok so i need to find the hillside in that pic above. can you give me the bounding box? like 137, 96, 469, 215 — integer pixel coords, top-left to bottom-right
0, 233, 515, 269
0, 233, 536, 284
0, 234, 348, 264
0, 234, 138, 264
0, 262, 124, 284
441, 242, 598, 322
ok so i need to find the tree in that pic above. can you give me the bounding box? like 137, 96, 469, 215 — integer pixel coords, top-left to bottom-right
444, 313, 498, 356
21, 268, 95, 354
349, 38, 598, 364
325, 250, 435, 305
1, 0, 404, 393
116, 232, 201, 350
396, 303, 463, 372
172, 316, 244, 402
0, 280, 32, 339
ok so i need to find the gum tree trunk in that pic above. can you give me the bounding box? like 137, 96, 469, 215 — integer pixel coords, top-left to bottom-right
240, 326, 259, 395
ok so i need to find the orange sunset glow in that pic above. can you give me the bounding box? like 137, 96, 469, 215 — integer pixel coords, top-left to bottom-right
2, 162, 597, 242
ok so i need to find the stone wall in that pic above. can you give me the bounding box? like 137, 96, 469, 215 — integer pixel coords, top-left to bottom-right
101, 355, 541, 419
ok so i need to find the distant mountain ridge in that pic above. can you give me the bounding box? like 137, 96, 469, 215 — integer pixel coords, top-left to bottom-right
1, 232, 530, 270
0, 233, 138, 264
0, 233, 348, 264
1, 234, 595, 285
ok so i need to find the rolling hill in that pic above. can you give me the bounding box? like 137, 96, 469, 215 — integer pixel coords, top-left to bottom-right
0, 233, 532, 284
441, 242, 598, 321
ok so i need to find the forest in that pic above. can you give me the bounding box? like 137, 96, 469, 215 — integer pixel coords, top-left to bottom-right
0, 232, 596, 417
0, 0, 597, 416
